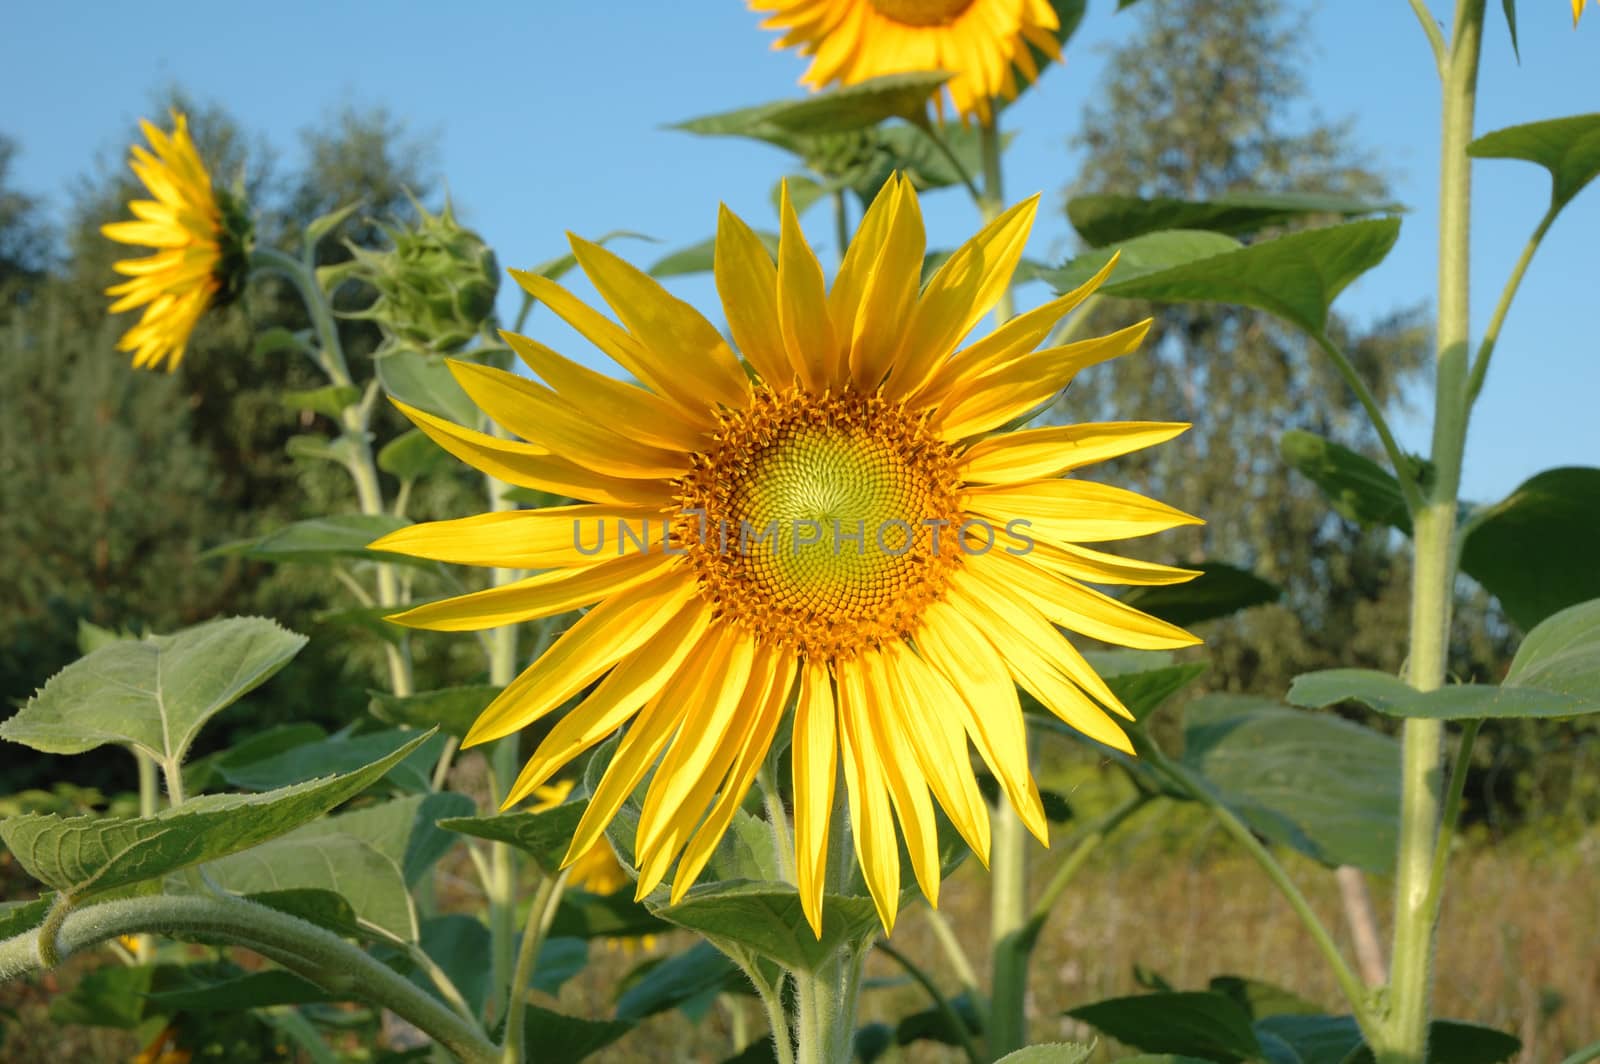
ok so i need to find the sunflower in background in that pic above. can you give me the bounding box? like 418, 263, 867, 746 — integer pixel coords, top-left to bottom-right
751, 0, 1063, 122
102, 113, 251, 371
373, 176, 1199, 936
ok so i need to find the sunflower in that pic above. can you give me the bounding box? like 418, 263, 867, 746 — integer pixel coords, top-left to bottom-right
102, 113, 247, 371
372, 176, 1200, 935
751, 0, 1064, 122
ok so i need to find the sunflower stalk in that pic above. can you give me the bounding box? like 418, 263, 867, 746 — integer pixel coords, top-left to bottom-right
501, 870, 568, 1064
1376, 3, 1485, 1060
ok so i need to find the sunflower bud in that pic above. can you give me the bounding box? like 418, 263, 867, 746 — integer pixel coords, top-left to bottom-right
350, 199, 498, 353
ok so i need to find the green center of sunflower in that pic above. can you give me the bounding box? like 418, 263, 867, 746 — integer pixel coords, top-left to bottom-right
869, 0, 976, 26
675, 388, 963, 660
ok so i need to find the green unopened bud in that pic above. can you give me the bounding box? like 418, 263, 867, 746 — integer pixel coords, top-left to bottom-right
350, 198, 499, 353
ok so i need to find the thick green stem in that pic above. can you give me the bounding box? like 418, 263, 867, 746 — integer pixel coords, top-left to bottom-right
1146, 747, 1378, 1038
876, 939, 983, 1064
832, 190, 851, 268
501, 871, 568, 1064
484, 460, 523, 1026
0, 894, 497, 1064
795, 948, 865, 1064
1381, 5, 1485, 1060
753, 971, 797, 1064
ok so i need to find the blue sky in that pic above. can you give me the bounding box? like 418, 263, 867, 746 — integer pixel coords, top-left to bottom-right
3, 1, 1594, 502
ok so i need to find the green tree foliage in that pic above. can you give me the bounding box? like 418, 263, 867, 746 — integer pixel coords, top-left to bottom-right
1056, 0, 1437, 694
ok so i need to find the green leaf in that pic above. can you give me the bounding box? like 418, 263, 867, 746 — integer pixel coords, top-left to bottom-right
1180, 695, 1400, 874
1066, 991, 1260, 1061
143, 969, 329, 1011
285, 432, 363, 466
501, 485, 572, 507
648, 883, 880, 972
0, 895, 52, 939
772, 174, 830, 217
48, 964, 154, 1029
219, 728, 446, 794
1253, 1013, 1361, 1064
281, 384, 360, 419
440, 799, 586, 877
1121, 562, 1280, 626
1505, 598, 1600, 697
315, 604, 408, 647
244, 888, 363, 938
1339, 1019, 1522, 1064
1042, 230, 1242, 293
375, 344, 480, 426
531, 936, 591, 996
0, 731, 431, 901
1067, 192, 1401, 247
1, 617, 306, 763
304, 201, 363, 247
1207, 975, 1321, 1020
1280, 431, 1412, 533
895, 991, 985, 1049
550, 889, 669, 941
615, 940, 745, 1021
1106, 662, 1210, 724
993, 1046, 1093, 1064
1459, 467, 1600, 630
676, 72, 951, 139
253, 326, 309, 358
293, 791, 475, 885
368, 684, 500, 740
209, 514, 423, 567
1469, 113, 1600, 210
377, 429, 454, 481
518, 1004, 633, 1064
1089, 219, 1402, 337
1501, 0, 1520, 61
206, 833, 417, 941
650, 231, 778, 279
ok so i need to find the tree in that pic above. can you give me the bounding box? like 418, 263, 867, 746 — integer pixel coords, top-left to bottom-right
1056, 0, 1431, 694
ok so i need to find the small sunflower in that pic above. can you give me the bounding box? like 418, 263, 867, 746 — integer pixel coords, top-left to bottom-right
372, 177, 1199, 935
752, 0, 1064, 122
102, 113, 248, 371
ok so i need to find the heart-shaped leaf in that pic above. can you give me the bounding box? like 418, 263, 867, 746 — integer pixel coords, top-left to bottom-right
1469, 113, 1600, 210
648, 883, 881, 972
1280, 430, 1412, 533
1067, 191, 1401, 246
1459, 467, 1600, 630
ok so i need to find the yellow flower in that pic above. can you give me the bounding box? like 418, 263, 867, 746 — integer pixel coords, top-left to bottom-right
1576, 0, 1590, 24
751, 0, 1064, 122
372, 177, 1199, 935
102, 113, 245, 371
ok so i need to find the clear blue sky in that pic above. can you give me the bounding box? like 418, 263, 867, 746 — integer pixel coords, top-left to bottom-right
4, 1, 1594, 502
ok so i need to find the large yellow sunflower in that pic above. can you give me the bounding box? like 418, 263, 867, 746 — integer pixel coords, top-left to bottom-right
102, 113, 243, 371
372, 176, 1200, 935
751, 0, 1063, 122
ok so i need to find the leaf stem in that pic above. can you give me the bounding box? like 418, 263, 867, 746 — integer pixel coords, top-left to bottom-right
501, 870, 569, 1064
1310, 329, 1423, 512
1143, 744, 1379, 1038
921, 906, 980, 994
832, 189, 851, 268
1023, 795, 1149, 950
759, 759, 797, 883
875, 939, 983, 1064
1422, 719, 1480, 933
0, 893, 498, 1064
1465, 204, 1557, 405
911, 110, 984, 204
1406, 0, 1449, 75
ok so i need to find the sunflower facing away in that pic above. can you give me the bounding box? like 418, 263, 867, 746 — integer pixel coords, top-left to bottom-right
751, 0, 1064, 122
102, 113, 247, 371
372, 176, 1200, 935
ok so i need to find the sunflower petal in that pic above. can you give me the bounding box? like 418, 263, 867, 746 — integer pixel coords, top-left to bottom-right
777, 180, 840, 390
716, 204, 794, 387
960, 422, 1190, 483
792, 659, 837, 938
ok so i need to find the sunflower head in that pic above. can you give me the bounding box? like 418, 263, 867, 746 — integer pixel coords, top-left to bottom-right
752, 0, 1064, 122
102, 112, 252, 372
372, 175, 1199, 935
350, 198, 499, 353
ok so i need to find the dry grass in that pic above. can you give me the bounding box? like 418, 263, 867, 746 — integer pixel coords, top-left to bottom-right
4, 814, 1596, 1063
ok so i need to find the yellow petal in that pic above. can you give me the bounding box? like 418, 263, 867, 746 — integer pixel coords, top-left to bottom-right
368, 505, 668, 569
569, 235, 752, 411
714, 204, 793, 386
849, 176, 926, 391
837, 658, 901, 934
792, 659, 838, 937
962, 477, 1201, 544
502, 595, 713, 802
960, 422, 1190, 483
858, 649, 941, 907
978, 549, 1202, 651
827, 176, 899, 352
1029, 540, 1202, 588
776, 180, 839, 390
467, 573, 699, 750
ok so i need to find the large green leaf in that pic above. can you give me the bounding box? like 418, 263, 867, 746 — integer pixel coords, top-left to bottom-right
375, 344, 481, 426
1066, 991, 1261, 1061
293, 791, 474, 885
1106, 662, 1210, 724
1271, 1015, 1519, 1064
376, 428, 454, 481
0, 731, 431, 901
1458, 467, 1600, 630
209, 514, 422, 567
440, 798, 586, 877
143, 968, 329, 1011
1067, 192, 1401, 247
1085, 219, 1402, 337
1121, 562, 1280, 626
1469, 113, 1600, 210
549, 889, 668, 941
675, 72, 950, 139
1180, 695, 1401, 874
1, 617, 305, 764
648, 883, 880, 972
368, 684, 500, 740
992, 1046, 1093, 1064
1288, 599, 1600, 720
1041, 230, 1242, 293
1280, 430, 1412, 533
245, 888, 364, 939
206, 833, 417, 940
218, 727, 446, 794
518, 1004, 634, 1064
